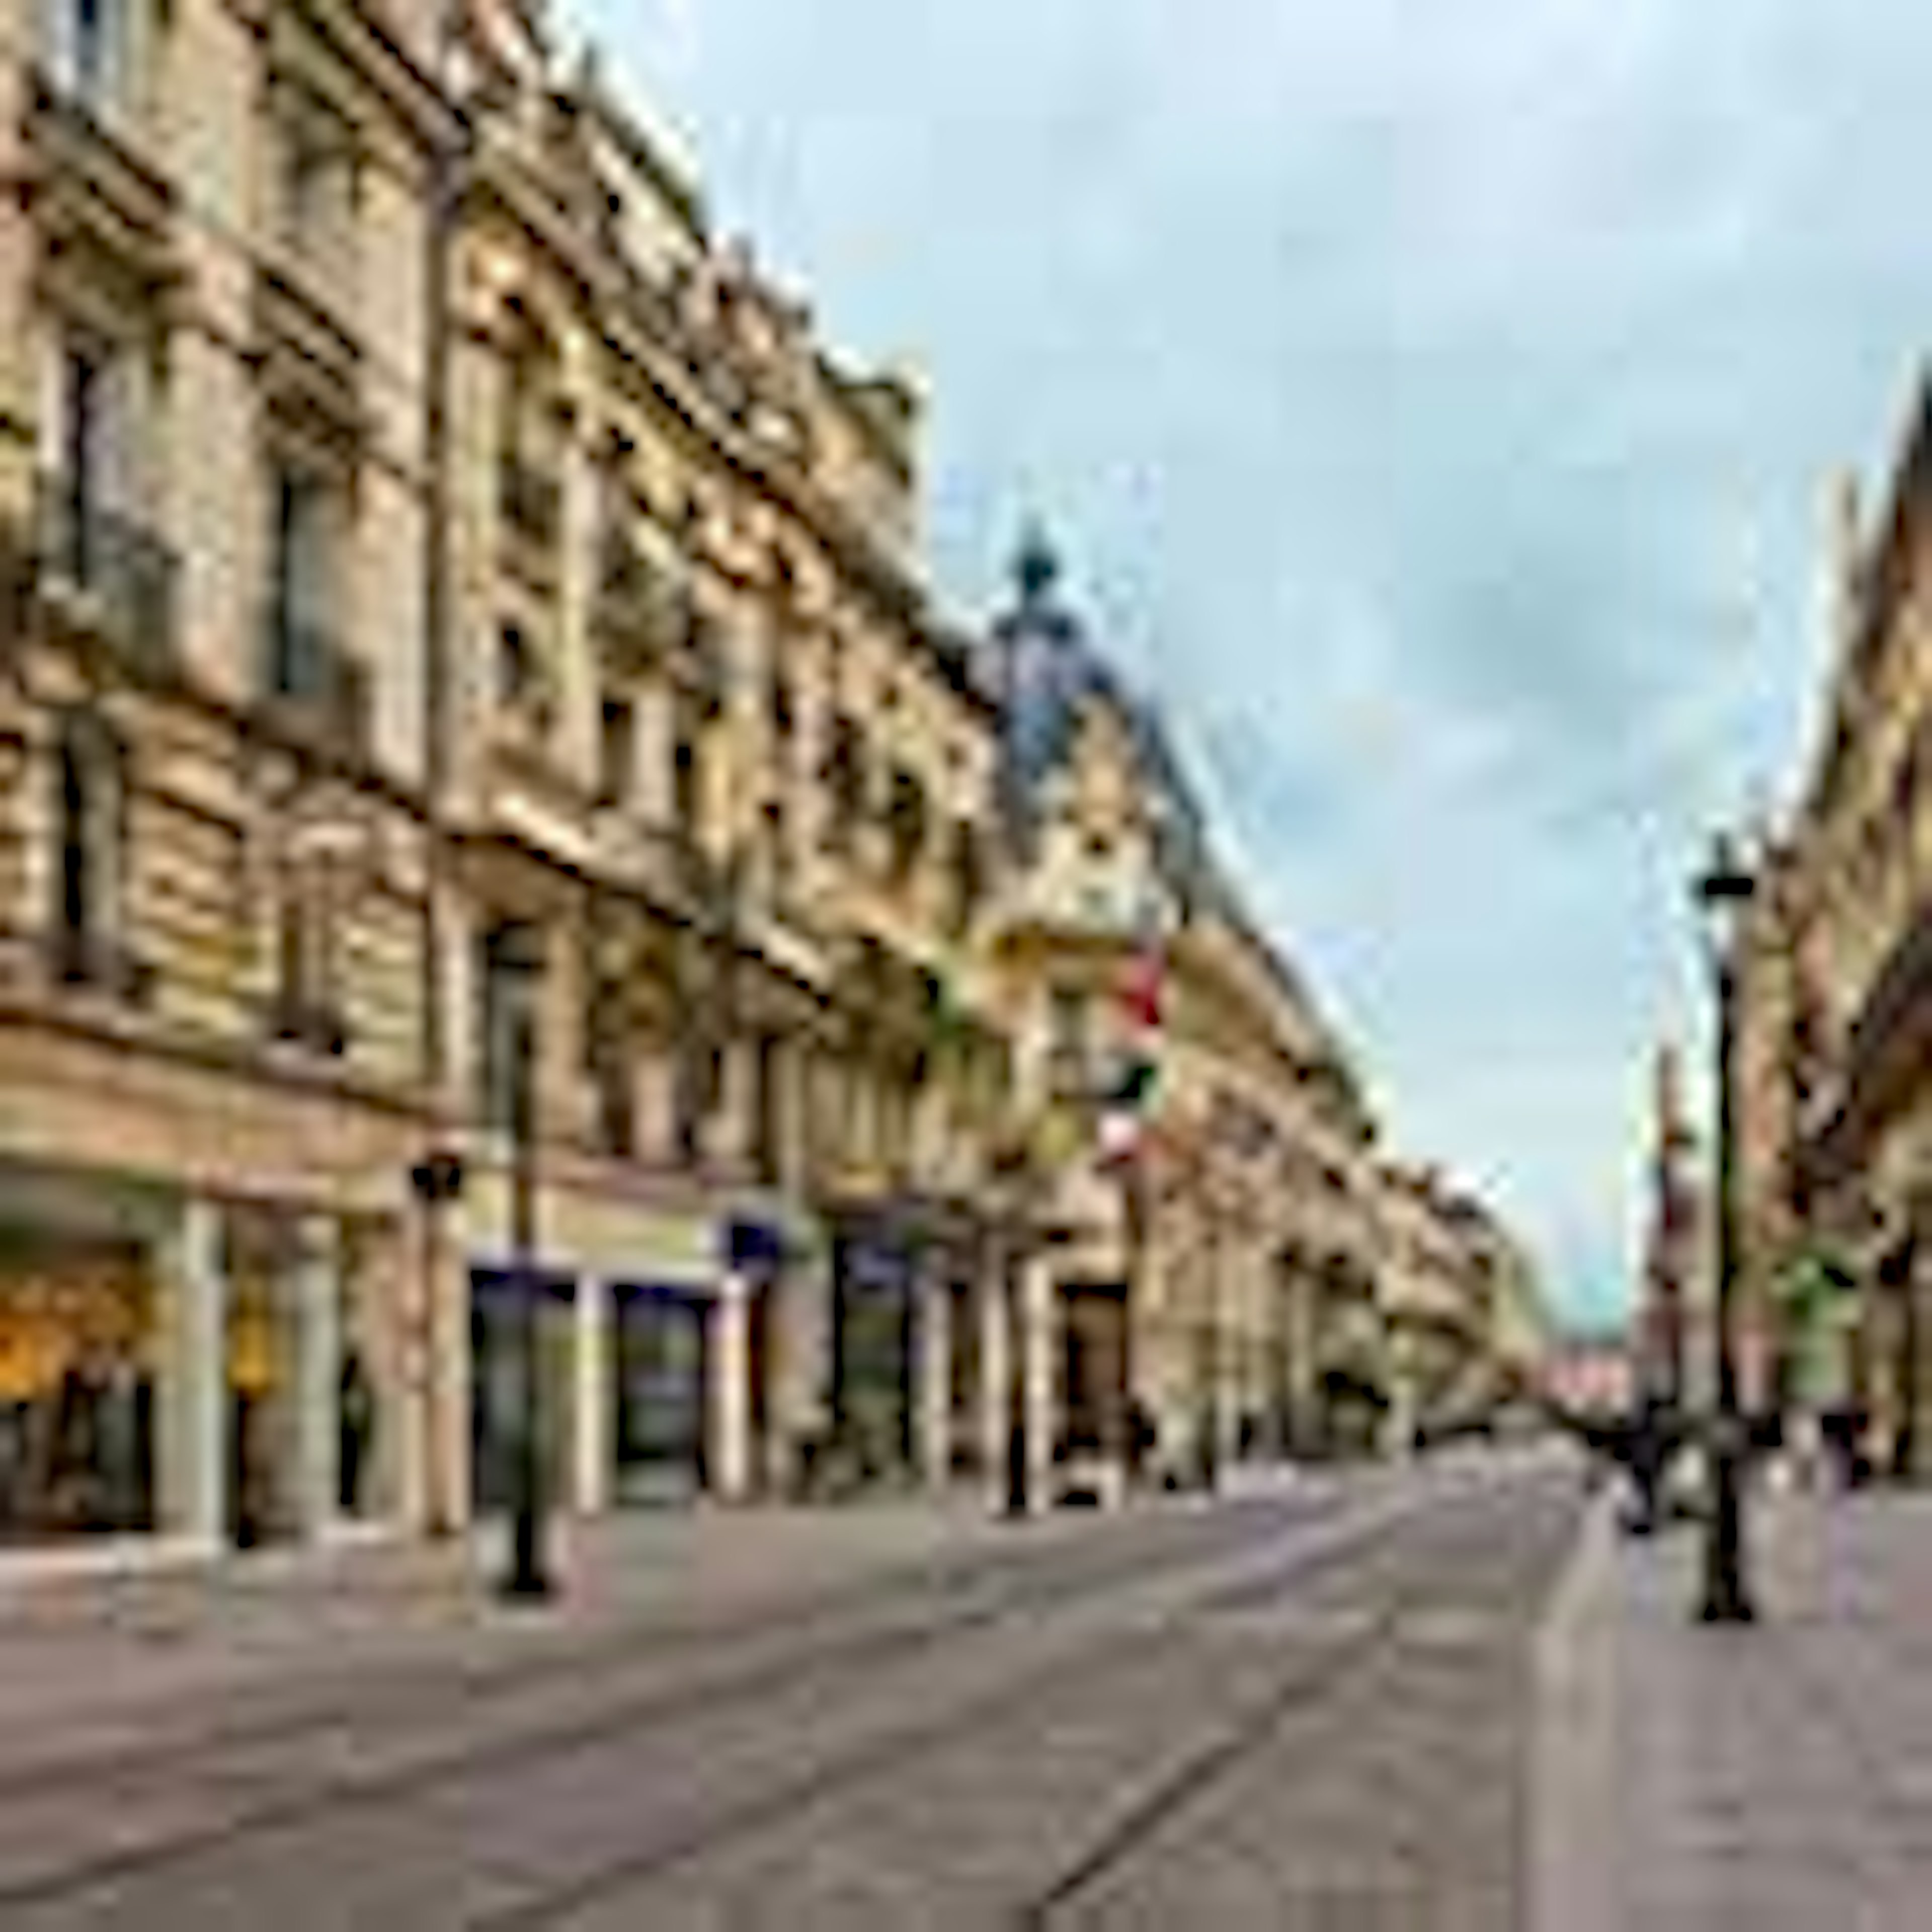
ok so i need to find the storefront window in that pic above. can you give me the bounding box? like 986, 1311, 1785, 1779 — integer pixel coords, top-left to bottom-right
611, 1288, 706, 1503
0, 1240, 154, 1539
469, 1270, 574, 1516
834, 1239, 914, 1476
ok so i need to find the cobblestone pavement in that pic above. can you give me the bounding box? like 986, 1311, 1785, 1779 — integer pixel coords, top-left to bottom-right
1534, 1475, 1932, 1931
0, 1447, 1583, 1928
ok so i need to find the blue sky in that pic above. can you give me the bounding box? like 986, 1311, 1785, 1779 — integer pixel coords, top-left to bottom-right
579, 0, 1932, 1331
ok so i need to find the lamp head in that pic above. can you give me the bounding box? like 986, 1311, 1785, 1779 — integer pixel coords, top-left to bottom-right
1695, 829, 1756, 954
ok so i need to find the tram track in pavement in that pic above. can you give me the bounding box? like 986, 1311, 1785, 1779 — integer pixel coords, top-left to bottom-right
0, 1472, 1452, 1913
1012, 1474, 1583, 1927
455, 1466, 1585, 1929
0, 1484, 1353, 1815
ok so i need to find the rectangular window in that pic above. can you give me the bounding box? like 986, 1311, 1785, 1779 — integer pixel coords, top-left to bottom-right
272, 877, 345, 1055
1049, 986, 1088, 1061
277, 87, 354, 268
672, 1033, 707, 1164
598, 693, 634, 806
43, 331, 136, 583
267, 466, 334, 693
54, 711, 121, 950
478, 923, 543, 1133
581, 916, 634, 1157
498, 620, 534, 705
1047, 984, 1089, 1098
46, 0, 127, 113
824, 715, 864, 853
591, 1033, 634, 1159
49, 709, 142, 998
752, 1033, 782, 1185
764, 798, 789, 891
671, 701, 701, 837
886, 768, 926, 881
947, 820, 983, 935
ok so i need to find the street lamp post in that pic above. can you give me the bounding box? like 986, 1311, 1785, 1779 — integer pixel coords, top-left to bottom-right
1893, 1228, 1920, 1481
497, 925, 551, 1601
1696, 830, 1757, 1625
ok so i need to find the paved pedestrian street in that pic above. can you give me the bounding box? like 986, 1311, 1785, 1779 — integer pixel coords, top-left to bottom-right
0, 1452, 1582, 1929
1536, 1476, 1932, 1932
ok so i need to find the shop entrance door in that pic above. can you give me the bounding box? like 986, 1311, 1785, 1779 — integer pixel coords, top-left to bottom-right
226, 1267, 291, 1547
470, 1269, 575, 1518
610, 1287, 707, 1505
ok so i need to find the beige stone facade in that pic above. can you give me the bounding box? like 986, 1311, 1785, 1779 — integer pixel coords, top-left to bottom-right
0, 0, 449, 1546
0, 0, 1540, 1558
1738, 381, 1932, 1467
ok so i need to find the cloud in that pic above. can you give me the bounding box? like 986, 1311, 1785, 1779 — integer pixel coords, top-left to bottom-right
578, 0, 1932, 1327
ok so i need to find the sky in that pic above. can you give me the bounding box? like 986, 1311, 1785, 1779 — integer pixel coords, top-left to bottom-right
577, 0, 1932, 1332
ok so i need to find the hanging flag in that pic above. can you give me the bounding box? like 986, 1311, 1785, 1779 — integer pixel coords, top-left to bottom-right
1118, 948, 1163, 1031
1096, 898, 1167, 1171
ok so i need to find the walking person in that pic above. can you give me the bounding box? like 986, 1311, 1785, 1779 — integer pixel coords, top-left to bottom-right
340, 1349, 374, 1516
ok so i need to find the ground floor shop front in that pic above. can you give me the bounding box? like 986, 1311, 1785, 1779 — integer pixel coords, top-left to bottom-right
0, 1170, 395, 1557
0, 1155, 1366, 1565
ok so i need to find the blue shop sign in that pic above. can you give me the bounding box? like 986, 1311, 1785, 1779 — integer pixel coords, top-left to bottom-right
726, 1219, 787, 1271
470, 1265, 576, 1303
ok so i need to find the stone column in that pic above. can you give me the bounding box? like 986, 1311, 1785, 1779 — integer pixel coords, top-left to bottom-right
574, 1274, 611, 1515
1022, 1252, 1058, 1516
980, 1248, 1012, 1513
1383, 1344, 1417, 1463
157, 1197, 226, 1549
1210, 1230, 1241, 1474
294, 1215, 342, 1539
386, 1216, 432, 1535
427, 1215, 472, 1534
767, 1252, 829, 1498
711, 1271, 753, 1501
1910, 1245, 1932, 1482
920, 1273, 953, 1492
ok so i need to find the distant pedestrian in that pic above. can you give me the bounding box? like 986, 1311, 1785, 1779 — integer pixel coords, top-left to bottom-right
340, 1351, 375, 1516
1624, 1402, 1662, 1535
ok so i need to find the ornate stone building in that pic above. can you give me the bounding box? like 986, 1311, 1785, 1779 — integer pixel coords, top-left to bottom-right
0, 0, 453, 1546
1374, 1163, 1544, 1447
1741, 381, 1932, 1471
432, 10, 1014, 1521
974, 534, 1522, 1499
0, 0, 1542, 1561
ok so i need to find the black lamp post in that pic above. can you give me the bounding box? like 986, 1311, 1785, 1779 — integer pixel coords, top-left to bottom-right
494, 922, 551, 1601
408, 1148, 464, 1535
1696, 830, 1756, 1625
1891, 1227, 1920, 1482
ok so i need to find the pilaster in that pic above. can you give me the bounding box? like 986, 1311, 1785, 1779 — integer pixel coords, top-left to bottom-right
293, 1213, 342, 1537
156, 1195, 226, 1548
574, 1272, 611, 1514
711, 1270, 753, 1501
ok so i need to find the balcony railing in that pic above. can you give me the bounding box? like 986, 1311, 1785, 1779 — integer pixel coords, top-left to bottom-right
261, 612, 372, 759
498, 459, 561, 549
32, 475, 179, 683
